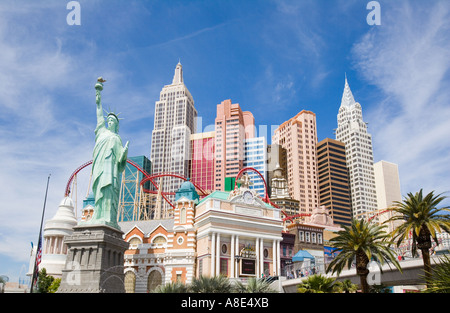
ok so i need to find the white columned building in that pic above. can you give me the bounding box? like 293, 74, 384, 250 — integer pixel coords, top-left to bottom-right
195, 178, 283, 280
35, 197, 77, 279
335, 76, 378, 219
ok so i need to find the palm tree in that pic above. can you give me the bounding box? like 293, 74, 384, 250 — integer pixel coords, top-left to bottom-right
334, 279, 358, 293
297, 274, 336, 293
386, 189, 450, 286
423, 254, 450, 293
326, 218, 402, 293
189, 275, 232, 293
153, 281, 190, 293
233, 277, 277, 293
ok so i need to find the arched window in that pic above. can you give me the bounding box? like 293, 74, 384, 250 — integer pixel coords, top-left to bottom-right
152, 236, 167, 245
124, 271, 136, 293
147, 270, 163, 292
129, 237, 142, 248
180, 207, 186, 224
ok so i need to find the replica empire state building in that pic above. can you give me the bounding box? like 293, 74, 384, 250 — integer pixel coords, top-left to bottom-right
150, 62, 197, 218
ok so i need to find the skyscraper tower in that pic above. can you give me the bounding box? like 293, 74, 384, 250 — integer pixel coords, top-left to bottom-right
214, 99, 255, 191
317, 138, 352, 227
272, 110, 319, 214
150, 62, 197, 218
335, 76, 377, 219
190, 131, 215, 192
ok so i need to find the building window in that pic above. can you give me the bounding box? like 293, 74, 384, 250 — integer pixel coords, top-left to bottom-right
264, 262, 270, 276
147, 270, 162, 292
305, 232, 310, 242
177, 236, 184, 245
299, 231, 304, 242
199, 259, 203, 276
124, 271, 136, 293
220, 258, 228, 275
152, 236, 167, 245
180, 208, 186, 224
221, 244, 227, 254
317, 233, 323, 244
128, 237, 142, 248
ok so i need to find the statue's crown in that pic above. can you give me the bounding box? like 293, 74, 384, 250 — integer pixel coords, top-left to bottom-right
104, 109, 123, 121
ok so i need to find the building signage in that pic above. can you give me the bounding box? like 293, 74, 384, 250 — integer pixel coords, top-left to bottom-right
241, 259, 256, 275
235, 206, 262, 217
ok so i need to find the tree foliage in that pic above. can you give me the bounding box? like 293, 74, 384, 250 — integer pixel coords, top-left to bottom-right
326, 219, 401, 293
386, 189, 450, 286
297, 274, 337, 293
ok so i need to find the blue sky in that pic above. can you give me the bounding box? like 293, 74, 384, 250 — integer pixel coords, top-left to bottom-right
1, 0, 449, 283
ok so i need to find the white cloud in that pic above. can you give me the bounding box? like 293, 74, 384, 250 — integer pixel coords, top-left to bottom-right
0, 3, 154, 266
351, 0, 450, 197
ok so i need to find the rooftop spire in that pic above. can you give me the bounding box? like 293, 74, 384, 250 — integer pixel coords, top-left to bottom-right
172, 61, 183, 85
341, 74, 356, 107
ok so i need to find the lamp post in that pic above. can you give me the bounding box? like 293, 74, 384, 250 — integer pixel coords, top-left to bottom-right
234, 255, 241, 279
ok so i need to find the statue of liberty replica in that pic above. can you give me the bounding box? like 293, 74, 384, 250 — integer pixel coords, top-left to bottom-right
87, 77, 129, 229
59, 78, 129, 293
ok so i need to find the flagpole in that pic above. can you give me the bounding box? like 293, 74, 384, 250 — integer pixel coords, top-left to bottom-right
30, 174, 51, 293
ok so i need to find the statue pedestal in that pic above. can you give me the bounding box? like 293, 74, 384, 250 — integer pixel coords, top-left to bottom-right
58, 224, 129, 293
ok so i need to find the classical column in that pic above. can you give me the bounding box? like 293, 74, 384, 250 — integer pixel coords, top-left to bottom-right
210, 232, 215, 277
235, 235, 239, 277
256, 237, 260, 278
231, 235, 235, 278
216, 233, 221, 276
277, 240, 281, 276
58, 237, 64, 254
272, 240, 277, 276
260, 238, 264, 276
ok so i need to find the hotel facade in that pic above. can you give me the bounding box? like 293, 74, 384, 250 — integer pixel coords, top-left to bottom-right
119, 177, 283, 292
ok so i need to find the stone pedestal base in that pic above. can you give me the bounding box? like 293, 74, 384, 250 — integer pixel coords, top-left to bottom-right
58, 224, 129, 293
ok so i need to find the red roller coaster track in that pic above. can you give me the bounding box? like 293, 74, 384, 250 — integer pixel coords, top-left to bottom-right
65, 159, 209, 209
65, 162, 306, 220
368, 209, 392, 222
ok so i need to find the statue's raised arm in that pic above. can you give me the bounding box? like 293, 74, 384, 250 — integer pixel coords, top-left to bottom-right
95, 77, 107, 127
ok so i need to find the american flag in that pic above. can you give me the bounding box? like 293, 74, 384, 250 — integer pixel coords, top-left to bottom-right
35, 238, 42, 268
32, 237, 42, 287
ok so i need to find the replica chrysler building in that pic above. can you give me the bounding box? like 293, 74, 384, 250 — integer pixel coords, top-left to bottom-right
150, 62, 197, 218
335, 76, 377, 219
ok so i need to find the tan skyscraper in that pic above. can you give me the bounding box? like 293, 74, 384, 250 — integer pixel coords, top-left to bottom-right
374, 160, 403, 232
214, 99, 255, 191
272, 110, 319, 214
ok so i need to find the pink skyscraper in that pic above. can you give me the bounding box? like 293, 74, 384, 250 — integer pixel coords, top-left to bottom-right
190, 131, 215, 192
214, 99, 255, 191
